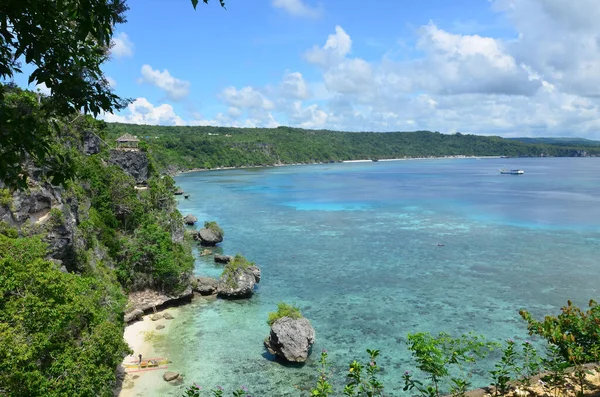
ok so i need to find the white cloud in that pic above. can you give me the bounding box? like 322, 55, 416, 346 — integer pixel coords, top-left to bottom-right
102, 98, 186, 126
305, 26, 352, 66
280, 72, 311, 99
139, 65, 190, 101
111, 32, 134, 59
288, 101, 328, 128
272, 0, 322, 18
219, 86, 274, 110
492, 0, 600, 97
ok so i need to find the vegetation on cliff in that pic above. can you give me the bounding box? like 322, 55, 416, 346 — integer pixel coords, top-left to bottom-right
104, 123, 600, 173
0, 86, 193, 396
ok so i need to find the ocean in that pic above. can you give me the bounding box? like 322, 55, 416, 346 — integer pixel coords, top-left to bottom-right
148, 157, 600, 396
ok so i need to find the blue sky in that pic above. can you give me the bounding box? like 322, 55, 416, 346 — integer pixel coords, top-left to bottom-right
41, 1, 600, 138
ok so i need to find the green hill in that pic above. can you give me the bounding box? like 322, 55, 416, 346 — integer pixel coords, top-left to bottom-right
105, 124, 599, 172
508, 137, 600, 147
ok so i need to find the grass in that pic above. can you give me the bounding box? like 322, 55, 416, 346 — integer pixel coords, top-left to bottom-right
267, 302, 303, 326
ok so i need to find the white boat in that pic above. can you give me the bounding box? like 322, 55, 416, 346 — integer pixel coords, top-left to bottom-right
499, 169, 524, 175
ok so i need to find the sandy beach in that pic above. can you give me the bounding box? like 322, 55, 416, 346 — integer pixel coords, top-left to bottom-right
117, 308, 180, 397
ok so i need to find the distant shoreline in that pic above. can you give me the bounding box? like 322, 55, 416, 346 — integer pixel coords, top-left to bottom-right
175, 155, 504, 175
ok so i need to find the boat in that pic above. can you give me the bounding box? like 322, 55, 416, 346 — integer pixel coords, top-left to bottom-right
499, 169, 524, 175
123, 357, 170, 372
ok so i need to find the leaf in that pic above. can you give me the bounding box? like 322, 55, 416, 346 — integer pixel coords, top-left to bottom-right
191, 0, 199, 9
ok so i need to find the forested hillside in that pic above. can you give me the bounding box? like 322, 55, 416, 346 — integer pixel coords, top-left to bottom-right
508, 137, 600, 147
105, 124, 599, 172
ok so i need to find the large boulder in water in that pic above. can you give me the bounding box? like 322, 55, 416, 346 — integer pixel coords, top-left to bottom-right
198, 227, 223, 246
214, 254, 233, 264
264, 317, 315, 363
216, 268, 258, 299
183, 214, 197, 225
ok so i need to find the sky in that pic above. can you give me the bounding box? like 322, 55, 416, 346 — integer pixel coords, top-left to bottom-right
46, 0, 600, 138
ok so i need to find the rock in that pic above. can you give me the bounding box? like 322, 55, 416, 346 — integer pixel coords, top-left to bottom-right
197, 227, 223, 246
163, 312, 174, 320
247, 265, 261, 283
183, 214, 197, 225
217, 267, 259, 299
193, 277, 218, 295
163, 372, 180, 382
264, 317, 315, 363
108, 149, 149, 185
174, 189, 184, 195
156, 324, 165, 330
124, 308, 144, 323
150, 313, 164, 321
126, 288, 194, 315
83, 130, 102, 155
200, 249, 212, 256
214, 254, 233, 264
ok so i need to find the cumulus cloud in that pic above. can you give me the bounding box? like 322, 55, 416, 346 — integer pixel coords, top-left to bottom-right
139, 65, 190, 101
492, 0, 600, 97
111, 32, 134, 58
305, 26, 352, 66
219, 86, 274, 110
272, 0, 322, 18
280, 72, 311, 99
102, 98, 186, 126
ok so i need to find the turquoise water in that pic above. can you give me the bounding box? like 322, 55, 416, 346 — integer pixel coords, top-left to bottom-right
156, 158, 599, 396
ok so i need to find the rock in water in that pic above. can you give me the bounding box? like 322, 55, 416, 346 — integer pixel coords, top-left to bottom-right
163, 371, 180, 382
216, 268, 258, 299
194, 277, 218, 295
183, 214, 197, 225
198, 227, 223, 246
214, 254, 233, 264
264, 317, 315, 363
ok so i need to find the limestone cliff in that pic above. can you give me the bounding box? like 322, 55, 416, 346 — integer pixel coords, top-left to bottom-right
108, 149, 149, 185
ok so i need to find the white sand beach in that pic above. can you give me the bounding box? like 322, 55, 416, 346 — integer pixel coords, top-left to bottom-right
117, 308, 179, 397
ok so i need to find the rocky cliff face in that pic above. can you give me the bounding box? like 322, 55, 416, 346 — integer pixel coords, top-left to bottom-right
0, 180, 87, 273
108, 149, 149, 185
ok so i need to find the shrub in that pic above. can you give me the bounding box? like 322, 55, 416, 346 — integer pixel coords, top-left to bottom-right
0, 221, 18, 238
267, 302, 302, 326
220, 254, 254, 288
0, 188, 12, 207
520, 300, 600, 396
204, 221, 224, 237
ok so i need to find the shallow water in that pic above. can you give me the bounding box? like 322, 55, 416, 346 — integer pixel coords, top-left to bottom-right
149, 158, 600, 396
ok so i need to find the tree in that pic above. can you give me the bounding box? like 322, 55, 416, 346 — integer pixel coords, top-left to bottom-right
0, 0, 225, 188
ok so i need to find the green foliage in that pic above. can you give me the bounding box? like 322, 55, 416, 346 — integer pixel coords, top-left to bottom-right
266, 302, 302, 326
311, 350, 334, 397
0, 236, 129, 396
183, 384, 250, 397
343, 349, 384, 397
403, 332, 496, 397
0, 221, 18, 238
0, 234, 47, 263
48, 208, 65, 228
520, 300, 600, 396
221, 254, 255, 289
104, 123, 600, 174
490, 339, 519, 395
0, 188, 12, 207
204, 221, 224, 237
191, 0, 226, 9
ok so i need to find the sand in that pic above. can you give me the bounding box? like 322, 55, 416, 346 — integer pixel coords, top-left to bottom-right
117, 308, 180, 397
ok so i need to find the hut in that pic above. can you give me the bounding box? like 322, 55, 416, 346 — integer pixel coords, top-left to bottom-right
116, 133, 140, 149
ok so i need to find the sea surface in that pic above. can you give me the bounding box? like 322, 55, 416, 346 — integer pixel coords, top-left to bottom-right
149, 157, 600, 396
